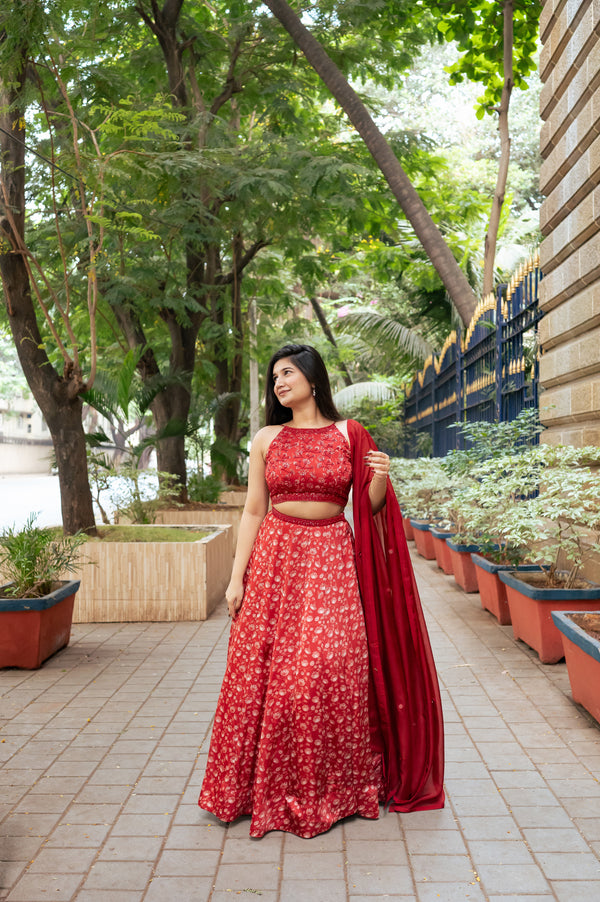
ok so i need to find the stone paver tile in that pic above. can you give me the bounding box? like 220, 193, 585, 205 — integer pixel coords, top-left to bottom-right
347, 864, 413, 894
110, 813, 172, 836
410, 854, 475, 883
213, 861, 281, 891
121, 793, 179, 815
416, 886, 487, 902
163, 824, 223, 850
75, 785, 133, 805
82, 861, 153, 893
561, 797, 600, 818
5, 872, 82, 901
523, 827, 593, 852
172, 804, 206, 825
0, 861, 27, 890
283, 850, 344, 879
143, 876, 213, 901
500, 787, 561, 808
404, 830, 468, 855
345, 838, 409, 864
490, 769, 547, 789
475, 863, 550, 894
396, 807, 457, 831
1, 812, 62, 836
155, 848, 220, 875
131, 776, 188, 794
72, 893, 142, 902
61, 803, 122, 824
45, 823, 110, 848
283, 828, 344, 851
211, 893, 277, 902
0, 836, 45, 860
279, 881, 346, 902
535, 851, 600, 880
448, 794, 511, 817
467, 839, 537, 864
87, 768, 141, 785
574, 818, 600, 842
98, 835, 163, 861
12, 794, 73, 815
553, 883, 600, 902
509, 806, 576, 829
487, 896, 555, 901
220, 836, 282, 864
28, 846, 97, 873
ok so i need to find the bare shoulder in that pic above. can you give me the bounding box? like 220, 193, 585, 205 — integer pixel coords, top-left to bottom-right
253, 424, 284, 457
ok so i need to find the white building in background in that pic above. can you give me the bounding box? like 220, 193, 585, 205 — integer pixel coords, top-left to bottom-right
0, 394, 53, 474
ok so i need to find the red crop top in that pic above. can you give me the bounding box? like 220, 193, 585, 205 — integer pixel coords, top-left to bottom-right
265, 423, 352, 507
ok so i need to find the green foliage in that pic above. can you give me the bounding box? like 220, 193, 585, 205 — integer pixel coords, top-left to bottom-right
187, 472, 225, 504
431, 0, 542, 117
442, 408, 544, 477
0, 515, 86, 599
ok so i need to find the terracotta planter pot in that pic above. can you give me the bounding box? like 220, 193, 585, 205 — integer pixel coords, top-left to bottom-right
401, 514, 414, 542
430, 528, 454, 575
446, 540, 480, 593
498, 571, 600, 664
0, 580, 80, 669
471, 555, 539, 625
552, 611, 600, 722
409, 519, 436, 560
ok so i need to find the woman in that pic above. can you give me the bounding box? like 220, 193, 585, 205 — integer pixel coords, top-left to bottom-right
199, 344, 444, 838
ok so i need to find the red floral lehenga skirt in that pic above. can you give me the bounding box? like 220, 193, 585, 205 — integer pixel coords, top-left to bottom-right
198, 509, 381, 838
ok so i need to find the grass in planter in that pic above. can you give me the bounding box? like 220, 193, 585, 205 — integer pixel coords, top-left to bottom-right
89, 525, 210, 543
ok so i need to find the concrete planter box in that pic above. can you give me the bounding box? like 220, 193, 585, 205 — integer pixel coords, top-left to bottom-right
446, 539, 481, 593
0, 580, 80, 669
471, 555, 540, 625
154, 505, 243, 548
401, 513, 414, 542
499, 570, 600, 664
430, 528, 455, 575
410, 519, 436, 560
73, 525, 232, 623
552, 611, 600, 723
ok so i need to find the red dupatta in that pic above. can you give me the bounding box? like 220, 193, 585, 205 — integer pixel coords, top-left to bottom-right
348, 419, 445, 811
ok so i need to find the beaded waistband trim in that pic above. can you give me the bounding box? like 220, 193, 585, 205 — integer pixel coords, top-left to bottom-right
271, 509, 347, 527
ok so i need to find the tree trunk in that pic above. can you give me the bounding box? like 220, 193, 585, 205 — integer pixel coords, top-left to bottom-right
0, 56, 97, 536
483, 0, 513, 297
309, 296, 353, 386
263, 0, 478, 326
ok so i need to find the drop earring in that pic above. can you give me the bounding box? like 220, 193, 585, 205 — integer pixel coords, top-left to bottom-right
312, 387, 316, 397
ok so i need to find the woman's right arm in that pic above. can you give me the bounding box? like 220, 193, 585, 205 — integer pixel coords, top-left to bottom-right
225, 429, 271, 618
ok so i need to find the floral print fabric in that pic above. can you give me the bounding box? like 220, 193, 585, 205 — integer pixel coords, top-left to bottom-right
265, 423, 352, 506
198, 509, 381, 838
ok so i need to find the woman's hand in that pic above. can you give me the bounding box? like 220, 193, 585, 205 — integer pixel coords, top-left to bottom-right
365, 450, 390, 514
365, 450, 390, 480
225, 579, 245, 619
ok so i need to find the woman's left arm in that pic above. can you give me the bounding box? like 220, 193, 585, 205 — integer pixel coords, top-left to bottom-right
365, 450, 390, 514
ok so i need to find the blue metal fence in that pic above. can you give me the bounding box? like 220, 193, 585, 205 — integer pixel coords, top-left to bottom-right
404, 253, 542, 457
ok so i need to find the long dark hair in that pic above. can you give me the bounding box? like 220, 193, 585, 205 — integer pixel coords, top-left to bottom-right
264, 344, 342, 425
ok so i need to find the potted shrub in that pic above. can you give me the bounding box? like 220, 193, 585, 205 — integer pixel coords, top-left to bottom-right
498, 446, 600, 663
390, 459, 454, 561
440, 413, 543, 602
0, 516, 85, 669
551, 612, 600, 723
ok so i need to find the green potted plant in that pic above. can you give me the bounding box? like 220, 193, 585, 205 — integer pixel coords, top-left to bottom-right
390, 459, 454, 560
0, 516, 86, 669
498, 446, 600, 663
440, 412, 543, 600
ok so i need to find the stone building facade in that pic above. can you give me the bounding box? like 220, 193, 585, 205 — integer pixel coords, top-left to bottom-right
538, 0, 600, 445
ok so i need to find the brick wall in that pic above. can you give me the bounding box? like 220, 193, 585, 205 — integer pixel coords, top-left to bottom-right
538, 0, 600, 446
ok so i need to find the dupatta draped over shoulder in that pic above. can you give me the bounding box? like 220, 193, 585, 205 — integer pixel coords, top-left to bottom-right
348, 419, 445, 811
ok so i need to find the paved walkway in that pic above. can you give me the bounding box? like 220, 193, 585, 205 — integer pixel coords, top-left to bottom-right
1, 550, 600, 902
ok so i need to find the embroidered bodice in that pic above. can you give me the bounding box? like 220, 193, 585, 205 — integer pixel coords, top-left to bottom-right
265, 423, 352, 507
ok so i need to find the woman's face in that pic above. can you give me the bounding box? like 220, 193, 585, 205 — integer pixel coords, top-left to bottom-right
272, 357, 313, 407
